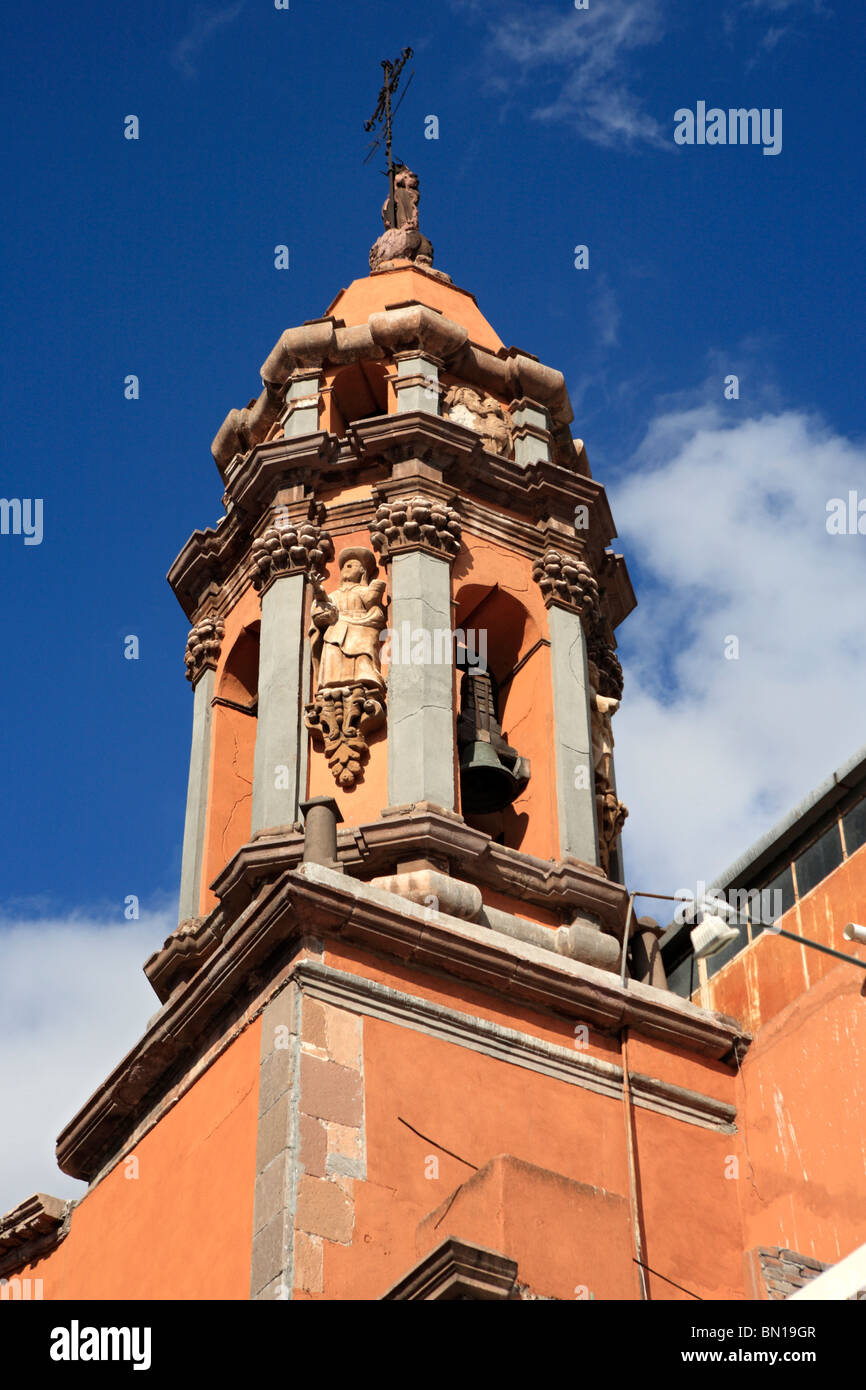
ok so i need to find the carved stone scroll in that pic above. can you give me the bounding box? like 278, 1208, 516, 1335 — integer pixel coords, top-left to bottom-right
305, 685, 387, 790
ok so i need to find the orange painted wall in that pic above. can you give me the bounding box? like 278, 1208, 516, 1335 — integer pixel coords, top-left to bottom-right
323, 938, 621, 1066
694, 841, 866, 1273
313, 1010, 743, 1301
736, 963, 866, 1266
16, 1020, 261, 1300
311, 939, 744, 1300
478, 885, 561, 928
701, 840, 866, 1031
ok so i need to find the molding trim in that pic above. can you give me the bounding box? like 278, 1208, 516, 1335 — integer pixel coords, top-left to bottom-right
382, 1237, 519, 1300
211, 806, 629, 930
295, 958, 737, 1133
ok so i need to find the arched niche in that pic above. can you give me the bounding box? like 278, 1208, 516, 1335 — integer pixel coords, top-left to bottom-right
201, 622, 261, 912
328, 361, 389, 435
218, 623, 260, 709
453, 585, 556, 857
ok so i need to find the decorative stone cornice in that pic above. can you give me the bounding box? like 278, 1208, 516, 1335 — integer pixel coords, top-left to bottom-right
211, 804, 624, 933
532, 548, 601, 626
169, 411, 635, 628
348, 410, 482, 472
143, 916, 225, 1004
226, 431, 342, 518
250, 516, 334, 595
369, 494, 462, 562
184, 618, 225, 686
0, 1193, 71, 1277
213, 301, 574, 476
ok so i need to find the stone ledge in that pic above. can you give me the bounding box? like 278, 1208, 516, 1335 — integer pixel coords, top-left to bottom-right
168, 416, 634, 625
210, 806, 628, 934
0, 1193, 71, 1278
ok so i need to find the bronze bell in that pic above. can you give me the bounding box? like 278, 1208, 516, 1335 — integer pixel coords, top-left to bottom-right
459, 737, 523, 815
457, 668, 530, 815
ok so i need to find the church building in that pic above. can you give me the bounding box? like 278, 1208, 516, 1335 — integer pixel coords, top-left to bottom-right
1, 170, 862, 1303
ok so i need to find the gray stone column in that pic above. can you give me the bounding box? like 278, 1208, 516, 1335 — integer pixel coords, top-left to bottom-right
251, 572, 306, 833
387, 550, 455, 808
178, 620, 224, 922
509, 397, 552, 467
250, 517, 334, 834
393, 352, 441, 415
371, 496, 462, 811
283, 370, 321, 439
547, 603, 599, 865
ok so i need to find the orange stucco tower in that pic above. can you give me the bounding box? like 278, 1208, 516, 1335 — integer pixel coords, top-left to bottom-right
2, 179, 772, 1302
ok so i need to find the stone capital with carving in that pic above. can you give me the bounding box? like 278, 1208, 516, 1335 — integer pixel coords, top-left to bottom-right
184, 618, 225, 686
251, 518, 335, 595
370, 494, 462, 563
532, 549, 600, 627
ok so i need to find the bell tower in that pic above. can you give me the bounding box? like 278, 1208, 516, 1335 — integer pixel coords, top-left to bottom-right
8, 164, 746, 1306
172, 170, 634, 931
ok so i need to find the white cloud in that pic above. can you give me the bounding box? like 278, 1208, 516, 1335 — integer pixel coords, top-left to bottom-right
0, 912, 173, 1216
171, 2, 245, 79
591, 272, 621, 349
611, 403, 866, 899
457, 0, 667, 149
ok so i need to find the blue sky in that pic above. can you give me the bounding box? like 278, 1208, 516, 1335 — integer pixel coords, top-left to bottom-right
2, 0, 865, 1207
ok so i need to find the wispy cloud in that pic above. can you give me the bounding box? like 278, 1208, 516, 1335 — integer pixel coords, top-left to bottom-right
743, 0, 828, 12
453, 0, 667, 150
591, 272, 621, 349
732, 0, 831, 65
171, 2, 245, 80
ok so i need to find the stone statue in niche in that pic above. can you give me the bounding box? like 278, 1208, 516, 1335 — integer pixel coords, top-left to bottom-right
442, 384, 514, 458
305, 547, 387, 789
588, 658, 628, 875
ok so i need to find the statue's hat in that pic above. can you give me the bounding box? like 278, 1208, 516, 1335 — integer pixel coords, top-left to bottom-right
338, 546, 378, 581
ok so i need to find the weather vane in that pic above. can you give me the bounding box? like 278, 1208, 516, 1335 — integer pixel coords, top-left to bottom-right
364, 46, 414, 230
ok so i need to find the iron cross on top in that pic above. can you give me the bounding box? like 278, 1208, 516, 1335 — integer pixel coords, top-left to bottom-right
364, 46, 414, 229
